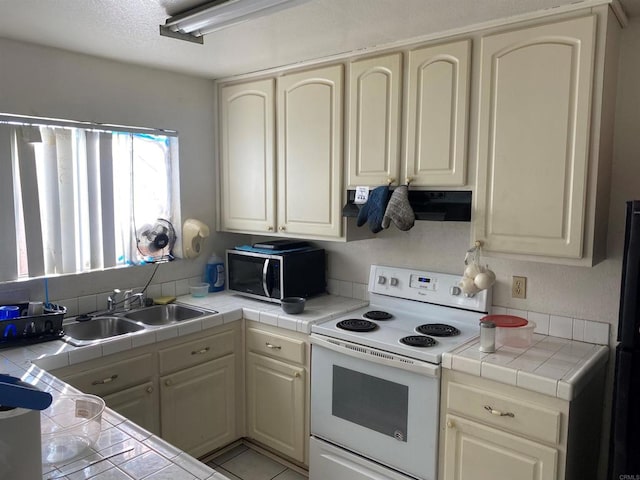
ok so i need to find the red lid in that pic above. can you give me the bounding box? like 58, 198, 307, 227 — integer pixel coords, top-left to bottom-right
480, 314, 528, 328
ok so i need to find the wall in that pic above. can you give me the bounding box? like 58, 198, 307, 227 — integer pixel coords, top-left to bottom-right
0, 37, 244, 303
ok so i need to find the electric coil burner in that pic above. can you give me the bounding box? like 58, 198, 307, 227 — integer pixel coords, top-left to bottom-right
363, 310, 393, 321
399, 335, 437, 347
336, 319, 377, 332
415, 323, 460, 337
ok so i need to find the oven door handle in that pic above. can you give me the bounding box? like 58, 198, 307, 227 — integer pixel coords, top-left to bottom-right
310, 334, 440, 378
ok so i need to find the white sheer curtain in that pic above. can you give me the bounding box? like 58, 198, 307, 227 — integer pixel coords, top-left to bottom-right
0, 116, 178, 282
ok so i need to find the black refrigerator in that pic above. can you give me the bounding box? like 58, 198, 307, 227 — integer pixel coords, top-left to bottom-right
609, 201, 640, 479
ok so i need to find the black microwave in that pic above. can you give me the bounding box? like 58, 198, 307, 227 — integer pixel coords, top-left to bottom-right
226, 248, 326, 302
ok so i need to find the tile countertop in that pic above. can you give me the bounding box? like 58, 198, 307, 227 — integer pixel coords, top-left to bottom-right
442, 334, 609, 401
0, 291, 366, 480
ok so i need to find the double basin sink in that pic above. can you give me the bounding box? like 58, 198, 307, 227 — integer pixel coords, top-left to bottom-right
62, 304, 215, 346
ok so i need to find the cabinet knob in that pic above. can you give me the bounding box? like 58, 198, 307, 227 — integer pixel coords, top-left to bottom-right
267, 226, 274, 232
483, 405, 514, 417
447, 420, 455, 429
146, 386, 154, 394
91, 374, 118, 385
294, 372, 301, 378
165, 379, 173, 387
279, 226, 286, 231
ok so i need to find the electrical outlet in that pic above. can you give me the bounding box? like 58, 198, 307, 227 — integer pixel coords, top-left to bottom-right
512, 276, 527, 299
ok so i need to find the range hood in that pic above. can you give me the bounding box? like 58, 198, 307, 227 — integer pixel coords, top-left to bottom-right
342, 190, 471, 222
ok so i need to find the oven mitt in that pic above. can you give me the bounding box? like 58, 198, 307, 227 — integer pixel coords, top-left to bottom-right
382, 185, 415, 231
356, 185, 390, 234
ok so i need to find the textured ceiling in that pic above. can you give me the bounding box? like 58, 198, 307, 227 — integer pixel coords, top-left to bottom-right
0, 0, 635, 79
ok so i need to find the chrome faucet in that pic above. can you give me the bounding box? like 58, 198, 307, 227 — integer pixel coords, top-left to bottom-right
107, 289, 145, 312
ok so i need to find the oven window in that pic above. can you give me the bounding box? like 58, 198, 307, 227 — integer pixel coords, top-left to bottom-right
332, 365, 408, 441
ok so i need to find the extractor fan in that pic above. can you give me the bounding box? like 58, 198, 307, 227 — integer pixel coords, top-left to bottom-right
136, 219, 176, 262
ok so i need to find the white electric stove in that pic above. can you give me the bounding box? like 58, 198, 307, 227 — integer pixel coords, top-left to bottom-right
309, 265, 491, 480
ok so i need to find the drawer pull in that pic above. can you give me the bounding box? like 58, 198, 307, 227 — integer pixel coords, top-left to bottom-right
484, 405, 515, 417
191, 347, 210, 355
265, 343, 282, 350
92, 374, 118, 385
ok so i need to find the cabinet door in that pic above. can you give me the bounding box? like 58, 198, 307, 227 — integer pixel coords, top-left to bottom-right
220, 79, 276, 233
443, 415, 558, 480
405, 40, 470, 186
474, 16, 596, 258
347, 53, 402, 187
277, 65, 343, 238
103, 381, 160, 436
246, 352, 306, 462
160, 354, 237, 458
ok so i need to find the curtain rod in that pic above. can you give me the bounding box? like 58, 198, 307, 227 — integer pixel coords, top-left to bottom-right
0, 113, 179, 137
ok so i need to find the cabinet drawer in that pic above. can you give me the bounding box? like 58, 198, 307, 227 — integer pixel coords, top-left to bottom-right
447, 382, 561, 445
64, 353, 153, 397
159, 328, 236, 375
247, 327, 305, 365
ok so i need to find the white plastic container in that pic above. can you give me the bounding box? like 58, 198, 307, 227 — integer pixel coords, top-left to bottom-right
205, 254, 225, 293
496, 321, 536, 348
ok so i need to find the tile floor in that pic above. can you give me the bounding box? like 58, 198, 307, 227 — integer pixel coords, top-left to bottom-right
206, 444, 307, 480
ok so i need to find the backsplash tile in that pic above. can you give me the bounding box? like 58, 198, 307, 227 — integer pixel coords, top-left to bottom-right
584, 320, 610, 344
549, 315, 573, 339
528, 311, 550, 335
572, 319, 586, 342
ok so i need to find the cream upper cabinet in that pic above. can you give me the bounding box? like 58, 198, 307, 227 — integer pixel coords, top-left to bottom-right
219, 79, 276, 233
277, 65, 344, 238
474, 15, 604, 261
405, 40, 471, 186
347, 53, 402, 188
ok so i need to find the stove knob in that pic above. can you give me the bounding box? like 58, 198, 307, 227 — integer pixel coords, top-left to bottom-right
450, 285, 462, 296
390, 277, 399, 286
377, 275, 387, 285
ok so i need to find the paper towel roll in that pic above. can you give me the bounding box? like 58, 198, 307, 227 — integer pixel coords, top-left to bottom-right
0, 407, 42, 479
183, 219, 210, 259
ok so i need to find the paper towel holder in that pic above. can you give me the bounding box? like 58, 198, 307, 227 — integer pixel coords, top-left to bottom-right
182, 219, 210, 259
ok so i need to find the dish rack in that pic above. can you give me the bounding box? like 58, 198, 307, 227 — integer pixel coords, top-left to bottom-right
0, 303, 66, 349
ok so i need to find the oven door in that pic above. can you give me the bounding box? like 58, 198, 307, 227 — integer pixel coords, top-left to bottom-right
310, 335, 440, 480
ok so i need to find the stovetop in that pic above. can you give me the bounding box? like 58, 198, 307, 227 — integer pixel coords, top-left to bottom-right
311, 265, 491, 364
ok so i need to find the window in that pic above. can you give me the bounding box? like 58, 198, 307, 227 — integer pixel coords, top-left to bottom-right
0, 114, 180, 282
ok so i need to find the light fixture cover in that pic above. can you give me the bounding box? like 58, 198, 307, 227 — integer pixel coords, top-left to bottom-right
162, 0, 311, 39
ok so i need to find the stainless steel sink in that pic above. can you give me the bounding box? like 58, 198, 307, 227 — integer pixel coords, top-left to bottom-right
63, 316, 145, 343
122, 304, 207, 325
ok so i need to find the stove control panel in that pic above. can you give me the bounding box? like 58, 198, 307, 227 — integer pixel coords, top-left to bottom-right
368, 265, 490, 313
409, 274, 437, 291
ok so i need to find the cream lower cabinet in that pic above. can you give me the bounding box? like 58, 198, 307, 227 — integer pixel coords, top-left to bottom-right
443, 414, 558, 480
51, 322, 243, 458
160, 355, 237, 457
440, 369, 605, 480
245, 324, 308, 465
473, 10, 620, 264
103, 381, 160, 436
52, 352, 160, 436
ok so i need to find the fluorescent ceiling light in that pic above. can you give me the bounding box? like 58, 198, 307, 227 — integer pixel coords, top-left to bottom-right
160, 0, 310, 44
